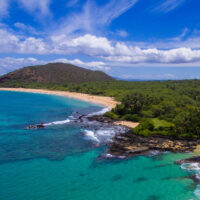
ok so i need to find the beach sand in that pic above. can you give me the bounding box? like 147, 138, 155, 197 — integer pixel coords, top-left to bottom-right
0, 88, 139, 129
113, 121, 139, 129
0, 88, 119, 109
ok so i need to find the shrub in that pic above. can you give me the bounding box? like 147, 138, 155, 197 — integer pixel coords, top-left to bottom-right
104, 112, 119, 120
122, 114, 140, 122
141, 119, 154, 131
138, 129, 153, 137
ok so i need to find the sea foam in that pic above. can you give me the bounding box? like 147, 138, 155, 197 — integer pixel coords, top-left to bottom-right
88, 107, 110, 116
83, 126, 126, 144
44, 118, 71, 126
181, 162, 200, 172
84, 130, 100, 143
180, 162, 200, 199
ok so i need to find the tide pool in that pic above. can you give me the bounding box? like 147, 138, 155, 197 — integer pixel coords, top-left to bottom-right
0, 91, 199, 200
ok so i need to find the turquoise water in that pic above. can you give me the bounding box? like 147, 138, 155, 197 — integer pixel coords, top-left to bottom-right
0, 91, 199, 200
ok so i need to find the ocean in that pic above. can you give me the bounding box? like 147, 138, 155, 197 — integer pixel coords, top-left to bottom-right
0, 91, 200, 200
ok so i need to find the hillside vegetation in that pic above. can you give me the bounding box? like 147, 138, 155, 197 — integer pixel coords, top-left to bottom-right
0, 63, 113, 84
1, 64, 200, 139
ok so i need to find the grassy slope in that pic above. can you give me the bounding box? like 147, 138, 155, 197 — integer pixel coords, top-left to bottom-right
152, 118, 174, 129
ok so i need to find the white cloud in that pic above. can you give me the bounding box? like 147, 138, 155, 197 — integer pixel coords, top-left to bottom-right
121, 73, 178, 80
56, 0, 138, 35
0, 28, 48, 54
154, 0, 187, 13
50, 34, 114, 56
0, 29, 19, 52
0, 27, 200, 67
0, 57, 41, 74
54, 58, 109, 70
20, 37, 47, 54
17, 0, 51, 16
104, 47, 200, 64
14, 22, 38, 35
49, 34, 200, 65
94, 0, 138, 26
115, 30, 129, 38
0, 0, 51, 21
0, 0, 10, 18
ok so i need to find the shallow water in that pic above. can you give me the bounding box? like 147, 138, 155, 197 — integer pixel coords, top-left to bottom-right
0, 91, 199, 200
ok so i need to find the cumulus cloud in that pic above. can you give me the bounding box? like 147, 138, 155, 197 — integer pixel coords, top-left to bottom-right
0, 57, 109, 75
0, 57, 41, 74
0, 28, 48, 54
0, 29, 19, 52
104, 47, 200, 64
51, 34, 114, 56
50, 34, 200, 65
0, 27, 200, 66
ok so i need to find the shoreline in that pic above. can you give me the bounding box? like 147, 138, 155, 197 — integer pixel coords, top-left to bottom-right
108, 131, 200, 158
0, 88, 119, 110
0, 87, 138, 129
1, 87, 200, 158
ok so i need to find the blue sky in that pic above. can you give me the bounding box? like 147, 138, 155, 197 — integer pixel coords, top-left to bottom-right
0, 0, 200, 80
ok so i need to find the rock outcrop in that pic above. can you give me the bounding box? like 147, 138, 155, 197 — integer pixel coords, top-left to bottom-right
108, 131, 199, 157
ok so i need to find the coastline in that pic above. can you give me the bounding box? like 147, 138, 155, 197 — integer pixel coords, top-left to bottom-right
0, 87, 138, 129
1, 87, 200, 158
108, 132, 200, 158
0, 87, 119, 110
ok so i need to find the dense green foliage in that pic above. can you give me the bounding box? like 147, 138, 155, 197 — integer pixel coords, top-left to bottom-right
0, 63, 113, 84
1, 64, 200, 139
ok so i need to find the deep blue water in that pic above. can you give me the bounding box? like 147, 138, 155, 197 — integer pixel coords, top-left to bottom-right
0, 91, 200, 200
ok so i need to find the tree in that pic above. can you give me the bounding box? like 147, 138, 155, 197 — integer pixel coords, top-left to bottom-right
174, 108, 200, 138
121, 93, 153, 115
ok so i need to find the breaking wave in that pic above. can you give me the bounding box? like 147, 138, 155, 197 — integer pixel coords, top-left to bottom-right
41, 106, 127, 152
180, 162, 200, 199
88, 107, 110, 116
43, 106, 110, 127
44, 118, 71, 126
84, 130, 100, 143
83, 126, 127, 144
181, 163, 200, 172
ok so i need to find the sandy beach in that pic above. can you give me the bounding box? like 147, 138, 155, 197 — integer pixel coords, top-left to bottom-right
0, 88, 119, 109
0, 87, 139, 129
113, 121, 139, 129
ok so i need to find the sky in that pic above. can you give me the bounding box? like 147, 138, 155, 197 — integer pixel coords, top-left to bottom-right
0, 0, 200, 80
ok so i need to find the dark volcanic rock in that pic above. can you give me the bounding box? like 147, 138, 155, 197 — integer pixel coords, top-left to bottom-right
87, 115, 114, 124
108, 131, 199, 158
175, 156, 200, 165
25, 123, 45, 129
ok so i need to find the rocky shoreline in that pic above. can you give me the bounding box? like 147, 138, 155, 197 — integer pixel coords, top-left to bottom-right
26, 113, 200, 159
88, 115, 200, 158
108, 131, 199, 157
175, 156, 200, 165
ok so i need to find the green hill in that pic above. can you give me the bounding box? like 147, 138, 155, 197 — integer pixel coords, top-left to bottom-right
0, 63, 114, 84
